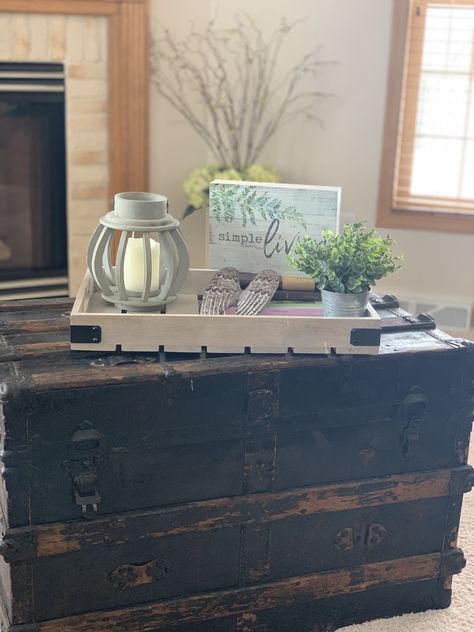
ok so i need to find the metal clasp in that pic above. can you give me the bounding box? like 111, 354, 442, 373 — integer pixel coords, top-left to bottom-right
62, 421, 108, 518
74, 489, 101, 514
399, 388, 427, 460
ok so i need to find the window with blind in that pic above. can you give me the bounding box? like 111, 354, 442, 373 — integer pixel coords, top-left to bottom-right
377, 0, 474, 233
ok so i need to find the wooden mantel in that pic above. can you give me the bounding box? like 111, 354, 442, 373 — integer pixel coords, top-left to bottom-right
0, 0, 149, 196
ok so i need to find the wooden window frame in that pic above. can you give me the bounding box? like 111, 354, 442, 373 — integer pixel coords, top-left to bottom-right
0, 0, 149, 197
377, 0, 474, 234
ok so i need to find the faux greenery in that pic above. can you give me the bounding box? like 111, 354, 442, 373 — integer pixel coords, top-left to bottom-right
209, 182, 307, 229
183, 164, 279, 218
288, 222, 403, 294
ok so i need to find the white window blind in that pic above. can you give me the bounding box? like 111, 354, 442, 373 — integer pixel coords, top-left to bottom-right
394, 0, 474, 213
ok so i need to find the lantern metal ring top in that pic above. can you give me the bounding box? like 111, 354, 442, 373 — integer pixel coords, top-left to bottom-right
87, 192, 189, 312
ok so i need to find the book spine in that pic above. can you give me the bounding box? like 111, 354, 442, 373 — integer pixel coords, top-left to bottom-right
273, 290, 321, 302
239, 272, 317, 292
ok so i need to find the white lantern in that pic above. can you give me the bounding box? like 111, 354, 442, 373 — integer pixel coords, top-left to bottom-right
87, 192, 189, 311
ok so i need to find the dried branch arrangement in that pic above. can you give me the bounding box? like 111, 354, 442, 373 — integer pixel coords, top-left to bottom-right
150, 13, 330, 171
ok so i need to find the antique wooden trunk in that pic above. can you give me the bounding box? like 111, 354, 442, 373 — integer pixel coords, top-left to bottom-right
0, 296, 472, 632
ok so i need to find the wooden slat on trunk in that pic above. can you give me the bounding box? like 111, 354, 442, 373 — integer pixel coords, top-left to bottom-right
37, 550, 464, 632
5, 466, 464, 561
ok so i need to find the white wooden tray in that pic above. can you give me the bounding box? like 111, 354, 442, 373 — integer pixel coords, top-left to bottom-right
70, 269, 382, 355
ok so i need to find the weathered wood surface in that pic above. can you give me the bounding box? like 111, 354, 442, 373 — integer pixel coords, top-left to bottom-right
6, 582, 451, 632
5, 466, 471, 561
0, 467, 470, 621
0, 338, 472, 527
0, 297, 73, 314
0, 316, 70, 335
0, 334, 471, 396
4, 579, 450, 631
0, 297, 472, 630
30, 550, 465, 632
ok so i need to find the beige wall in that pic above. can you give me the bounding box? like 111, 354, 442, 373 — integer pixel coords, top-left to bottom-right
149, 0, 211, 267
149, 0, 474, 304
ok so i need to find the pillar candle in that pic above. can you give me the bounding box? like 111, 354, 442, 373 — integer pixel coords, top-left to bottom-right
123, 237, 160, 292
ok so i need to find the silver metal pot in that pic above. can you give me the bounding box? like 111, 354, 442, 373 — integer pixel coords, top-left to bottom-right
321, 289, 369, 317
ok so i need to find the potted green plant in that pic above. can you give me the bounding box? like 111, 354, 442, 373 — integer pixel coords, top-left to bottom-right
288, 222, 403, 316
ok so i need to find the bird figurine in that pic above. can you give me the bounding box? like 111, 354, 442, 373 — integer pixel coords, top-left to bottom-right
236, 269, 279, 315
200, 267, 241, 315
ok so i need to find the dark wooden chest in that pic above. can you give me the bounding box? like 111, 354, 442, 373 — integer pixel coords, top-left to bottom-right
0, 297, 472, 632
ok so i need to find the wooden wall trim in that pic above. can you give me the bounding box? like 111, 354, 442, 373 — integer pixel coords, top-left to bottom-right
377, 0, 410, 230
108, 0, 149, 195
377, 207, 474, 234
0, 1, 120, 15
376, 0, 474, 234
0, 0, 149, 197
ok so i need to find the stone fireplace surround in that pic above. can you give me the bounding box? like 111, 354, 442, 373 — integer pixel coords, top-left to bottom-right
0, 0, 148, 295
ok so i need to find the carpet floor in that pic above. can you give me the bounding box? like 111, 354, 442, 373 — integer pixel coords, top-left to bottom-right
338, 446, 474, 632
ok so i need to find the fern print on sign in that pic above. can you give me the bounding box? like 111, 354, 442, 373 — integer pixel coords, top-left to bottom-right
208, 180, 341, 275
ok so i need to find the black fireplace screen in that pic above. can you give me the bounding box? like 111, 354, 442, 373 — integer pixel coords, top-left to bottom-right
0, 63, 67, 280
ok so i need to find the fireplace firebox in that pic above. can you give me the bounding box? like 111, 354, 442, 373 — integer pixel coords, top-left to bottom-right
0, 62, 67, 299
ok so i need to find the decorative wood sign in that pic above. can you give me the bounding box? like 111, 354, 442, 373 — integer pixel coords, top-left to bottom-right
208, 180, 341, 275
